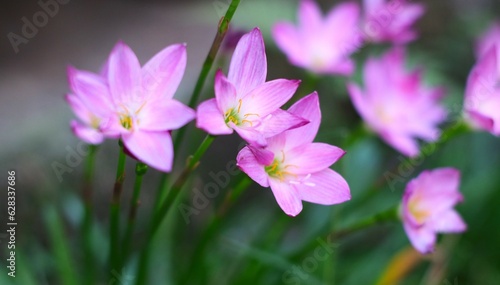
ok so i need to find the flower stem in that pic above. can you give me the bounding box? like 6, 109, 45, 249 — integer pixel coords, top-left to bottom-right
82, 144, 97, 285
120, 162, 147, 268
109, 140, 126, 275
155, 0, 241, 208
135, 135, 216, 285
290, 206, 399, 261
182, 175, 252, 284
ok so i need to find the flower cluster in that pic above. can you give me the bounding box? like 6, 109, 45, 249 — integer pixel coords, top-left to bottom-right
65, 0, 473, 255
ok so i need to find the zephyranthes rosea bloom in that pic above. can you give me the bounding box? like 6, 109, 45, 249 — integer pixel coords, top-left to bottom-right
237, 93, 350, 216
401, 168, 466, 254
475, 21, 500, 59
361, 0, 425, 44
197, 28, 307, 146
67, 41, 195, 172
66, 67, 114, 144
347, 47, 447, 157
272, 0, 361, 75
464, 46, 500, 135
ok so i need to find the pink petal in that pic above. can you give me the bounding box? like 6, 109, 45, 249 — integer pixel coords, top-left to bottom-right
269, 178, 303, 217
67, 67, 113, 117
214, 70, 238, 111
233, 126, 268, 147
196, 99, 233, 135
403, 222, 436, 254
256, 109, 309, 138
325, 2, 360, 45
429, 210, 467, 233
66, 94, 93, 125
142, 43, 187, 100
139, 99, 195, 131
347, 83, 371, 124
466, 110, 494, 132
363, 0, 384, 15
299, 0, 323, 32
286, 143, 346, 174
122, 130, 174, 172
247, 145, 274, 165
70, 121, 104, 145
240, 79, 300, 117
299, 168, 350, 205
381, 132, 420, 157
394, 4, 425, 30
325, 59, 356, 75
272, 22, 304, 67
236, 146, 270, 187
107, 41, 142, 105
228, 28, 267, 96
283, 92, 321, 148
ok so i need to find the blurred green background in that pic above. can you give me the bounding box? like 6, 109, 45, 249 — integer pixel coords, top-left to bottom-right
1, 0, 499, 284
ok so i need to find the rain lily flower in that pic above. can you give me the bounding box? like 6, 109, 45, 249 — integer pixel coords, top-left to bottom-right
475, 21, 500, 59
347, 47, 447, 157
237, 93, 350, 216
100, 42, 194, 172
362, 0, 425, 44
464, 46, 500, 135
401, 168, 466, 254
197, 28, 307, 146
272, 0, 361, 75
66, 67, 114, 144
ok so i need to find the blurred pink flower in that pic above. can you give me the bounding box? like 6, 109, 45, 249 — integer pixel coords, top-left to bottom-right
401, 168, 466, 254
197, 28, 307, 146
237, 93, 350, 216
362, 0, 425, 44
66, 67, 114, 144
464, 46, 500, 135
347, 47, 446, 157
475, 21, 500, 59
272, 0, 361, 75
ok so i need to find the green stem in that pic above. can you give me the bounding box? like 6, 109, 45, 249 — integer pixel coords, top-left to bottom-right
82, 144, 97, 285
183, 175, 252, 284
46, 207, 79, 285
290, 206, 399, 261
155, 0, 241, 209
121, 162, 147, 268
109, 141, 126, 275
135, 135, 216, 285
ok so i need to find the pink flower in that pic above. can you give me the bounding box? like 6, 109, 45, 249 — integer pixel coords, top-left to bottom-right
464, 46, 500, 135
347, 47, 446, 157
401, 168, 466, 254
237, 93, 350, 216
362, 0, 425, 44
100, 42, 194, 172
66, 67, 114, 144
475, 21, 500, 59
197, 28, 307, 146
272, 0, 361, 75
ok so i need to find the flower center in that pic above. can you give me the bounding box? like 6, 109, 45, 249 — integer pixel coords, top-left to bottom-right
90, 116, 100, 129
408, 197, 430, 224
264, 151, 298, 182
224, 99, 259, 127
120, 114, 133, 130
